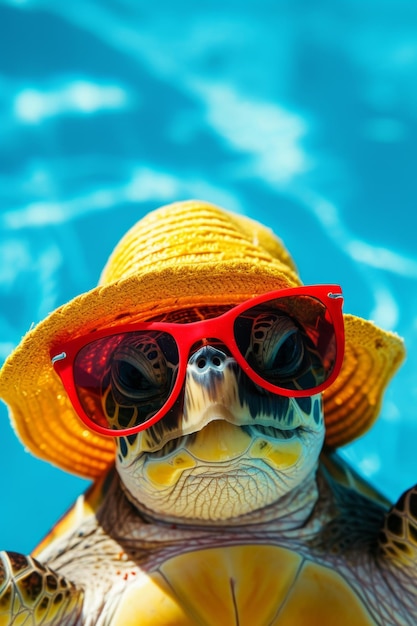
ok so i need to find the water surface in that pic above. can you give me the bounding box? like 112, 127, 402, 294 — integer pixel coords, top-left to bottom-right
1, 0, 417, 553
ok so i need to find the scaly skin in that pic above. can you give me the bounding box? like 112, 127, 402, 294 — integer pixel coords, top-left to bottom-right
0, 551, 82, 626
2, 466, 416, 625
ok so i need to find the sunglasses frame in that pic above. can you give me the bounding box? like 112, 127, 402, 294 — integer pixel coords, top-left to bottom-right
51, 284, 344, 437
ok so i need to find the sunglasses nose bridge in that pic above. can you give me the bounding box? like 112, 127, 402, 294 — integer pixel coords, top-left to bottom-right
182, 315, 235, 353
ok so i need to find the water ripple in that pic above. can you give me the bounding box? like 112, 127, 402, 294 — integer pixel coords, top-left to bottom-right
1, 0, 417, 554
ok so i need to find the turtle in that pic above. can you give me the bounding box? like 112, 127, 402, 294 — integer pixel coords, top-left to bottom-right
0, 200, 416, 626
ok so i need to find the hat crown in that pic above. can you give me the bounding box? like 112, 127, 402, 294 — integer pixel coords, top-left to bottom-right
100, 200, 299, 286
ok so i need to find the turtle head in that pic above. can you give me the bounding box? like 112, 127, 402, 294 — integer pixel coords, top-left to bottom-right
113, 307, 325, 526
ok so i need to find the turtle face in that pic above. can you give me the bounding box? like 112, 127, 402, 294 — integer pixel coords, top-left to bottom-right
112, 307, 325, 524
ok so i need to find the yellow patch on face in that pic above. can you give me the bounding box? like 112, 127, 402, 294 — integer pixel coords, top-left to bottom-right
143, 422, 303, 489
249, 438, 303, 469
143, 422, 252, 487
144, 451, 197, 487
186, 420, 252, 462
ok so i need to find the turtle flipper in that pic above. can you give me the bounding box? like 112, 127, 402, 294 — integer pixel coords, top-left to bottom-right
378, 484, 417, 572
0, 550, 83, 626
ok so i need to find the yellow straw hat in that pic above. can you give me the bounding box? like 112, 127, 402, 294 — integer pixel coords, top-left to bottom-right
0, 200, 405, 479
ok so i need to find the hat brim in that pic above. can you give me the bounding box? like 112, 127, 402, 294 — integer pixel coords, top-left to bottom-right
323, 314, 404, 448
0, 264, 405, 478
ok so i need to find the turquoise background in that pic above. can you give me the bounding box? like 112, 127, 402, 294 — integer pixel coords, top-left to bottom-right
1, 0, 417, 554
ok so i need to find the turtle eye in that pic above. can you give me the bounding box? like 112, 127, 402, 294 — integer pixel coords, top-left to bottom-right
233, 296, 332, 393
100, 332, 180, 430
72, 330, 179, 431
249, 314, 305, 381
110, 336, 168, 404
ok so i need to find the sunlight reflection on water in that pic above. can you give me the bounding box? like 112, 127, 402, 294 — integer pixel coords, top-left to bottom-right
1, 0, 417, 553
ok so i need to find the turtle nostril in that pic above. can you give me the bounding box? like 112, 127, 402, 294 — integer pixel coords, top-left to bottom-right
190, 345, 228, 374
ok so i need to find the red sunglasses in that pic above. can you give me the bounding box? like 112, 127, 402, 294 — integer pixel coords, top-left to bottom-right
51, 285, 344, 437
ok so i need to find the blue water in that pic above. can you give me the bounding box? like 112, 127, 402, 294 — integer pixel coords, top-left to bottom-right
1, 0, 417, 554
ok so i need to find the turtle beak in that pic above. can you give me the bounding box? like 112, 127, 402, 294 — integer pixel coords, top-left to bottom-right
182, 345, 243, 429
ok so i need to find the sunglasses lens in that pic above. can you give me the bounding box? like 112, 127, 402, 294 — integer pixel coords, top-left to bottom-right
234, 295, 337, 392
73, 331, 179, 431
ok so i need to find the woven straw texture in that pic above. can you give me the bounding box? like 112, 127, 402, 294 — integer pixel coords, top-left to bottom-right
0, 200, 405, 478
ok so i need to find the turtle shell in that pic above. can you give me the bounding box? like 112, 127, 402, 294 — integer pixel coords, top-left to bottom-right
109, 544, 376, 625
30, 454, 387, 626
